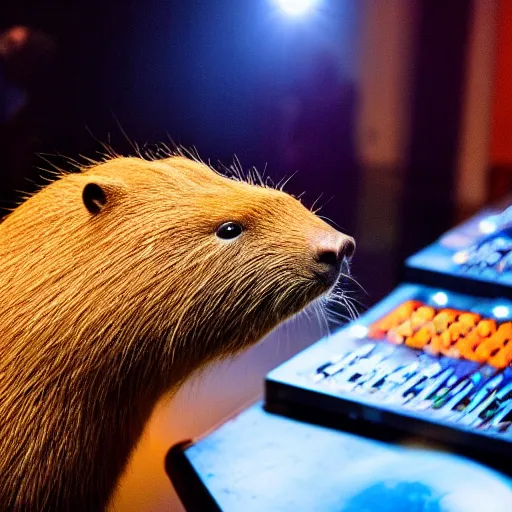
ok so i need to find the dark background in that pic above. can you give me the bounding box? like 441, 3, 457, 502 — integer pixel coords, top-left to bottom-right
0, 0, 478, 308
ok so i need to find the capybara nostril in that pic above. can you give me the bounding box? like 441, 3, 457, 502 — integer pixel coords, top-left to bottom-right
342, 236, 356, 260
315, 234, 356, 272
316, 247, 341, 269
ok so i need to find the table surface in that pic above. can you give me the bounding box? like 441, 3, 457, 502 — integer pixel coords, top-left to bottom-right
167, 402, 512, 512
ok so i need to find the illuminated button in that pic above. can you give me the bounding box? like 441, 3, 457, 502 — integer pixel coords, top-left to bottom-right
479, 218, 497, 234
348, 324, 368, 339
432, 292, 448, 306
493, 305, 510, 319
453, 250, 469, 264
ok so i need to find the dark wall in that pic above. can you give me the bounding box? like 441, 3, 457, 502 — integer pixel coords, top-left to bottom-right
0, 0, 361, 237
397, 0, 474, 263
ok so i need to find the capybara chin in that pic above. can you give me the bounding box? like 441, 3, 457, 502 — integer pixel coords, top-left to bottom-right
0, 155, 355, 510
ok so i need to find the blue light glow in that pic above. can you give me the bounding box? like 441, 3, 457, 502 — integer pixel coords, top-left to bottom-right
274, 0, 320, 16
492, 305, 509, 319
432, 292, 448, 307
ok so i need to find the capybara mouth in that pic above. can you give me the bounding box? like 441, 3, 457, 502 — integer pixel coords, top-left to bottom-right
313, 266, 342, 290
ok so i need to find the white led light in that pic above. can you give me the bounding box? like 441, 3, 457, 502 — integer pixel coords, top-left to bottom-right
349, 324, 368, 339
479, 218, 497, 234
275, 0, 319, 16
453, 250, 469, 264
432, 292, 448, 306
493, 305, 509, 319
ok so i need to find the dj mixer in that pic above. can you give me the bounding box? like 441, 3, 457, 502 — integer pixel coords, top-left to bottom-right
266, 199, 512, 456
405, 198, 512, 297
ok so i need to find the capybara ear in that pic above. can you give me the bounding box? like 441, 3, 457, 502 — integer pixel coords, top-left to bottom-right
82, 178, 125, 215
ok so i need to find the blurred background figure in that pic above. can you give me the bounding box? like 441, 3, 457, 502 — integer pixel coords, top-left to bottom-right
0, 25, 58, 215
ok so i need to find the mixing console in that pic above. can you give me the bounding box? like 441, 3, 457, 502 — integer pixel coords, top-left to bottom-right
405, 200, 512, 297
266, 198, 512, 455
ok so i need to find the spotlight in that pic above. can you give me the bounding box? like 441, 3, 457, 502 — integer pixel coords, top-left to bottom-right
274, 0, 320, 16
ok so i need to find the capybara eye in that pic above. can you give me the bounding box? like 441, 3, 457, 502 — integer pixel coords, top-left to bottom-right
216, 222, 243, 240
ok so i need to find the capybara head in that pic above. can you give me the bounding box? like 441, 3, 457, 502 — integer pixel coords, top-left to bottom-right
1, 155, 354, 384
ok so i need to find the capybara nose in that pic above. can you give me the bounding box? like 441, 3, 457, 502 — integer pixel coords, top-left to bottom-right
315, 233, 356, 274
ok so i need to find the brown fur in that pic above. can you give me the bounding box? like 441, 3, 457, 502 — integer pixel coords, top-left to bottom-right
0, 155, 351, 510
